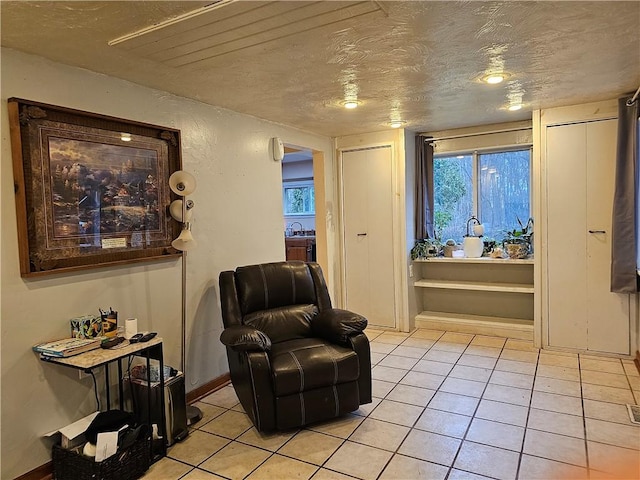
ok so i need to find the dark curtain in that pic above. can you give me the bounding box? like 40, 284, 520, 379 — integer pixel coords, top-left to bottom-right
415, 136, 435, 239
611, 95, 638, 293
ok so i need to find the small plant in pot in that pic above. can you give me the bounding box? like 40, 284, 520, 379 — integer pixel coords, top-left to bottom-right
411, 238, 440, 260
482, 238, 497, 256
503, 217, 533, 259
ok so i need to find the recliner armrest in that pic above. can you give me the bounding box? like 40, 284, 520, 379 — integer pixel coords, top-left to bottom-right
220, 326, 272, 352
312, 308, 367, 344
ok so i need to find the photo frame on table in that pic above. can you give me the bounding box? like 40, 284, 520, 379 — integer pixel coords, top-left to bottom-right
8, 98, 183, 277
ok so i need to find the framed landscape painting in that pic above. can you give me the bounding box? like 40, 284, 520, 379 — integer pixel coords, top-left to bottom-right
8, 98, 183, 276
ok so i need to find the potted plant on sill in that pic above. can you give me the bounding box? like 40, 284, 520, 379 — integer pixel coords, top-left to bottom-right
503, 217, 533, 259
411, 238, 440, 260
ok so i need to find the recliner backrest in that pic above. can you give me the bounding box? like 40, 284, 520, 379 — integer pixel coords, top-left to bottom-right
235, 262, 317, 315
233, 262, 319, 343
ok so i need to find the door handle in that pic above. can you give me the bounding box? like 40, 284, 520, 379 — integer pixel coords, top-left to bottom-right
357, 233, 367, 236
588, 230, 606, 234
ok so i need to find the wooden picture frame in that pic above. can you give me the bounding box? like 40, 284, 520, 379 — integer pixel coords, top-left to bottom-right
8, 98, 182, 277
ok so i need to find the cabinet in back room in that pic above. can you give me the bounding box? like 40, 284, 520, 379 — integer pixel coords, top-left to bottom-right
285, 236, 315, 262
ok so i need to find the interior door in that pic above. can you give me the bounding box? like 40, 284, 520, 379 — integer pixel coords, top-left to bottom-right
585, 119, 630, 354
546, 119, 629, 354
547, 123, 588, 349
342, 146, 396, 328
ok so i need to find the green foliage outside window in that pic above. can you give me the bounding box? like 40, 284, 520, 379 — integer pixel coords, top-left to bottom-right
283, 182, 315, 215
433, 149, 531, 243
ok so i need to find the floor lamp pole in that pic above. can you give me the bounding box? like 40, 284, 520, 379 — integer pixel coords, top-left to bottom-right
179, 199, 202, 427
181, 249, 187, 375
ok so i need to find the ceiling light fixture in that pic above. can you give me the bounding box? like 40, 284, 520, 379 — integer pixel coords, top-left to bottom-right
120, 133, 132, 142
484, 74, 505, 84
481, 71, 512, 85
389, 120, 405, 128
508, 104, 523, 111
342, 100, 359, 109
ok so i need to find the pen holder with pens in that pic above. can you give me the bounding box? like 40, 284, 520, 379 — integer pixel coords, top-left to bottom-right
100, 308, 118, 338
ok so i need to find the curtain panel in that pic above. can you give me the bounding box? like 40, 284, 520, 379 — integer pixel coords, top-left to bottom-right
414, 137, 434, 239
611, 95, 639, 293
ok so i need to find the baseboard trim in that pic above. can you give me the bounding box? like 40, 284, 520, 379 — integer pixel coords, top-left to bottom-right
634, 350, 640, 375
14, 462, 52, 480
186, 372, 231, 404
19, 373, 231, 480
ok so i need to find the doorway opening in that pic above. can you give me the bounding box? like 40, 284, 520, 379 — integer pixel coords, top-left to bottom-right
281, 145, 327, 273
282, 146, 315, 263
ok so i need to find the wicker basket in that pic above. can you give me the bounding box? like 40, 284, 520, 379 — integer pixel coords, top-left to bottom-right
52, 436, 150, 480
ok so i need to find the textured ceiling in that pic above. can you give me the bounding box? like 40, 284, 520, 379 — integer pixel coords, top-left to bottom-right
1, 1, 639, 137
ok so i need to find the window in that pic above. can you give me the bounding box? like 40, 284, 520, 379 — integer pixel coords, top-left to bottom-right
283, 180, 315, 215
434, 148, 531, 242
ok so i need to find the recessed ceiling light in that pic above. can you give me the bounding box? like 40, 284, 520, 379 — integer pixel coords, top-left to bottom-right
389, 120, 405, 128
120, 133, 132, 142
481, 71, 512, 85
342, 100, 360, 109
484, 74, 505, 84
508, 104, 523, 111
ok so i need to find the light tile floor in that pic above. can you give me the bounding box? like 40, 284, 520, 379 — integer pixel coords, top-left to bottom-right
143, 329, 640, 480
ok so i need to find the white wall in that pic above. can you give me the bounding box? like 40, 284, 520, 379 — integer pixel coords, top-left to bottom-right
282, 159, 313, 181
0, 48, 333, 478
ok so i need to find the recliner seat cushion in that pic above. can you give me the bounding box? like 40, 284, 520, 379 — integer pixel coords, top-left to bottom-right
244, 304, 316, 343
269, 338, 360, 396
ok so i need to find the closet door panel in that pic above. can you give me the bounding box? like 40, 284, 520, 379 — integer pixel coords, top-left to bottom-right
342, 150, 371, 318
364, 147, 396, 326
546, 123, 588, 349
585, 120, 630, 354
342, 147, 396, 328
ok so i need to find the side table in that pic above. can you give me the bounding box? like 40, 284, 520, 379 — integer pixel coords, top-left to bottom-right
40, 337, 166, 462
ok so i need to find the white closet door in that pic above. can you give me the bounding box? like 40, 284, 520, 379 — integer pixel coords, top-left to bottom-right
342, 146, 396, 328
546, 119, 630, 354
547, 123, 588, 349
585, 119, 630, 353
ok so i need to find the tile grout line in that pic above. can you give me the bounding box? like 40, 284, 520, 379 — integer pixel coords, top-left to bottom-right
578, 353, 591, 479
444, 334, 508, 480
514, 345, 540, 480
310, 329, 401, 480
364, 331, 490, 478
370, 329, 445, 480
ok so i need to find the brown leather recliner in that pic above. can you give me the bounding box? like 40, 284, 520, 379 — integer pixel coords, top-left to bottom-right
219, 261, 371, 431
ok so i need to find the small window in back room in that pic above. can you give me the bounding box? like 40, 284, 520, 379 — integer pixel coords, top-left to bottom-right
283, 180, 315, 216
434, 148, 531, 242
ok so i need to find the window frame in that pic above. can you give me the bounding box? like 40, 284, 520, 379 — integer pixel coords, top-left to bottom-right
434, 145, 533, 238
282, 179, 315, 216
